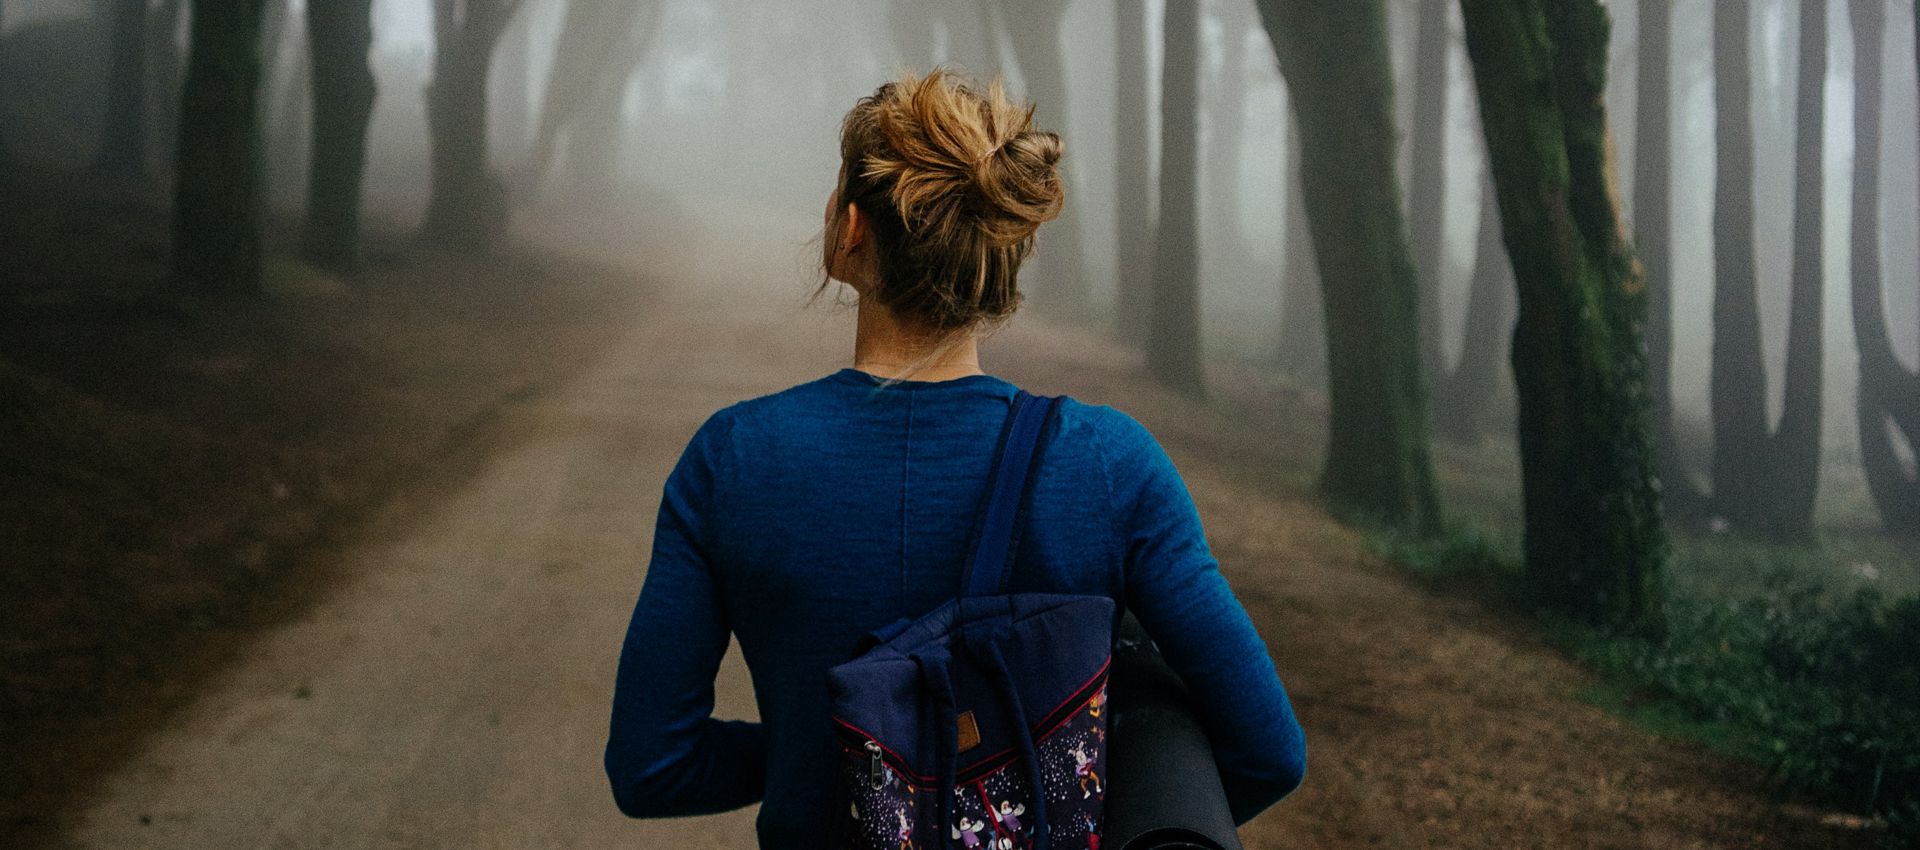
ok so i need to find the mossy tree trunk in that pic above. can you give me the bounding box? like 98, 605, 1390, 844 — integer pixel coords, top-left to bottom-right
1254, 0, 1441, 534
172, 0, 270, 295
96, 0, 148, 177
1147, 0, 1204, 397
420, 0, 521, 250
1458, 0, 1667, 627
301, 0, 376, 273
1848, 0, 1920, 535
1113, 0, 1154, 342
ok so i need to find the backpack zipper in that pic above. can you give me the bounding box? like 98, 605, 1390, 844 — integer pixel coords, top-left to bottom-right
865, 740, 884, 789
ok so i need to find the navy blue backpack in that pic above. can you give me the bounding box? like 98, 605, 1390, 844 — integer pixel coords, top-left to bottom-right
828, 390, 1114, 850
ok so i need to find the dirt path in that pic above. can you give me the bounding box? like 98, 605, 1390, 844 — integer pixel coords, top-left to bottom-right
47, 224, 1878, 849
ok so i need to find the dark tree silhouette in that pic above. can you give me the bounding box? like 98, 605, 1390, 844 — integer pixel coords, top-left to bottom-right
1148, 0, 1203, 396
172, 0, 270, 294
1458, 0, 1667, 627
301, 0, 376, 272
1708, 0, 1772, 529
1703, 0, 1826, 538
1113, 0, 1154, 341
1849, 0, 1920, 534
1254, 0, 1440, 533
96, 0, 148, 176
419, 0, 523, 249
1408, 0, 1452, 387
1769, 0, 1829, 537
1633, 0, 1695, 511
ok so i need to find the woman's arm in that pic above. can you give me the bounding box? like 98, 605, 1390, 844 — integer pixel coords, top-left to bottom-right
1102, 411, 1308, 824
605, 413, 766, 817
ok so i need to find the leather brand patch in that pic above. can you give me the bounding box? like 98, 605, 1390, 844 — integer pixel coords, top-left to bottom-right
956, 710, 981, 753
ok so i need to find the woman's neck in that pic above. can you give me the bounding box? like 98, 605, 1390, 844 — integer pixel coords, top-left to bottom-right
852, 298, 983, 381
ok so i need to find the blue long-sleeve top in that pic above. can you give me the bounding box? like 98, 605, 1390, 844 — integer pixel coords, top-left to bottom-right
605, 368, 1306, 847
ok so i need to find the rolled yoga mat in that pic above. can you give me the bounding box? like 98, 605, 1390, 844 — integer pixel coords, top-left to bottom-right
1099, 613, 1244, 850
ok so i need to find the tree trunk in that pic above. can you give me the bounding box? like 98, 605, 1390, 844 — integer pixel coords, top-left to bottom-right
97, 0, 149, 176
519, 0, 653, 199
1276, 118, 1326, 384
420, 0, 519, 249
1409, 0, 1452, 387
1848, 0, 1920, 534
1634, 0, 1696, 511
1255, 0, 1441, 534
172, 0, 269, 295
1433, 175, 1514, 437
1113, 0, 1154, 341
1458, 0, 1667, 628
1766, 0, 1828, 537
1709, 0, 1773, 529
302, 0, 376, 272
1002, 1, 1089, 318
1147, 0, 1204, 396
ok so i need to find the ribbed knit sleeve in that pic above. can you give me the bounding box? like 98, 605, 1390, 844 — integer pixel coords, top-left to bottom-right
1099, 409, 1308, 823
605, 410, 768, 817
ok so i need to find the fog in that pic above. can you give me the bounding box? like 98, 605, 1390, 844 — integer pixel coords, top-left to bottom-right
12, 0, 1920, 845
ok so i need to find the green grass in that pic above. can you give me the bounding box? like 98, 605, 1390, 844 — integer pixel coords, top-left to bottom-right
1366, 519, 1920, 845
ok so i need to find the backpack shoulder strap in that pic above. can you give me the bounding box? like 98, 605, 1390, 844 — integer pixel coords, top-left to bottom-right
961, 390, 1061, 597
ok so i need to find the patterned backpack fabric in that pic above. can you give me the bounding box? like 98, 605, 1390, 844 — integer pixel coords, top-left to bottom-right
828, 391, 1114, 850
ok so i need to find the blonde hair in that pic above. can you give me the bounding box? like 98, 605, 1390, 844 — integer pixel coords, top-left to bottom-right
820, 69, 1065, 337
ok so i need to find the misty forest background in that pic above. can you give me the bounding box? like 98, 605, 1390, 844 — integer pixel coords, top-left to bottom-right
4, 0, 1920, 845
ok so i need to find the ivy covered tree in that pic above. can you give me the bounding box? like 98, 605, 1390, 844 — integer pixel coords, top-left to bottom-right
1457, 0, 1667, 627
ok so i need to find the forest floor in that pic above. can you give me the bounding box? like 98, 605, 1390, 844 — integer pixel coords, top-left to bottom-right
0, 175, 1889, 848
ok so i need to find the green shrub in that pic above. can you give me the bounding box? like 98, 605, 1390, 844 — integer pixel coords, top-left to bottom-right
1368, 522, 1920, 844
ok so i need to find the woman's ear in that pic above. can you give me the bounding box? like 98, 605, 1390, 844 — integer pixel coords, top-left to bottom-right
841, 202, 867, 254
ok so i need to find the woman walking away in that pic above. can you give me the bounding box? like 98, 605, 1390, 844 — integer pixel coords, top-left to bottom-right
603, 69, 1306, 849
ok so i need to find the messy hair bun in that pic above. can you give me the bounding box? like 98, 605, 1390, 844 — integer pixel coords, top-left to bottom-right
827, 69, 1065, 334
